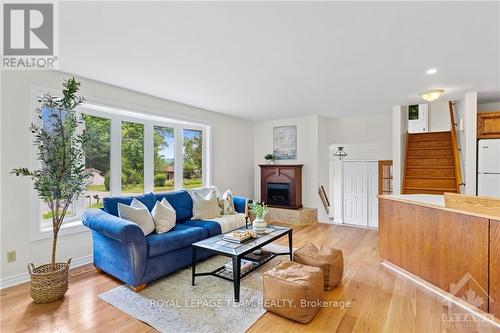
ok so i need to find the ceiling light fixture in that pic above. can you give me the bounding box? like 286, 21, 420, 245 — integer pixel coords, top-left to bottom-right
426, 68, 438, 75
419, 89, 444, 102
333, 146, 347, 160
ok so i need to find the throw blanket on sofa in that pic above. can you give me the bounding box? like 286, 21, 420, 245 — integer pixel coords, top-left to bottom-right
204, 213, 246, 234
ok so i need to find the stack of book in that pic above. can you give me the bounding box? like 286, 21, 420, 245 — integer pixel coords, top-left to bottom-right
224, 259, 255, 274
222, 230, 255, 243
244, 250, 273, 263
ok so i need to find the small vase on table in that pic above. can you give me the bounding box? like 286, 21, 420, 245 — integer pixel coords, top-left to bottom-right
252, 217, 267, 235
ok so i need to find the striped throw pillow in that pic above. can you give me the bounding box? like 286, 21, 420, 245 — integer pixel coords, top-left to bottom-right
191, 189, 221, 219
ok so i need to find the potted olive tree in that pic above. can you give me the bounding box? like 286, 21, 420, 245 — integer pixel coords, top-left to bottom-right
11, 77, 90, 303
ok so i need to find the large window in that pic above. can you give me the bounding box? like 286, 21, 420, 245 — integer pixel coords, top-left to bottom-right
121, 122, 144, 194
183, 129, 203, 189
33, 96, 211, 238
154, 126, 175, 192
83, 115, 111, 209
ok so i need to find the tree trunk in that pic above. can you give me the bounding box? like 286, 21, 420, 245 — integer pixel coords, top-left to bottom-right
51, 225, 59, 271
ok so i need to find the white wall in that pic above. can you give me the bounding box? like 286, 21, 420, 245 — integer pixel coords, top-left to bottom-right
327, 112, 393, 144
464, 92, 478, 195
478, 102, 500, 112
392, 105, 408, 195
1, 70, 254, 285
317, 116, 330, 222
428, 101, 451, 132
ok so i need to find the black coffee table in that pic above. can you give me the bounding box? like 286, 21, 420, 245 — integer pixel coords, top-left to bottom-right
191, 225, 292, 302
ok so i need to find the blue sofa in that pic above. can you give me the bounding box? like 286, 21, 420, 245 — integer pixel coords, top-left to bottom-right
82, 190, 247, 289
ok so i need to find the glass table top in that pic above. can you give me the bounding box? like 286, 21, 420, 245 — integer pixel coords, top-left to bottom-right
192, 224, 290, 256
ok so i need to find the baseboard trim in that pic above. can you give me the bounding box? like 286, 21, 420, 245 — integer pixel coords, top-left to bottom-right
0, 255, 93, 289
382, 260, 500, 329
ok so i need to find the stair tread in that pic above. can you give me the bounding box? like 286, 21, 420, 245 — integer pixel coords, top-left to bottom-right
408, 138, 451, 142
407, 156, 453, 159
407, 147, 452, 150
408, 131, 451, 135
406, 166, 454, 169
404, 186, 457, 191
405, 176, 456, 179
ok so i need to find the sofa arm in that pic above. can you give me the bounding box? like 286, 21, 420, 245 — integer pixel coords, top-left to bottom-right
233, 196, 248, 214
82, 209, 145, 244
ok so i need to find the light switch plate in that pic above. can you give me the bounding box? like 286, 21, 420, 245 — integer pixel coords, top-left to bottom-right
7, 251, 16, 263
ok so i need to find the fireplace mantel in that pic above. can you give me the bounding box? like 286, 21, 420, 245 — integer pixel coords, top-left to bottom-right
259, 164, 303, 209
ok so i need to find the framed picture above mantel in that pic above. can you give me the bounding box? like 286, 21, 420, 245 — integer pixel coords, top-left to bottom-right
273, 125, 297, 160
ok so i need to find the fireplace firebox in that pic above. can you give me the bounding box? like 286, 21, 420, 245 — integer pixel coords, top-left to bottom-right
267, 183, 290, 206
259, 164, 302, 209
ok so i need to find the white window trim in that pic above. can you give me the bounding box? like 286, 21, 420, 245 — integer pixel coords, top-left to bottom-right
30, 86, 213, 241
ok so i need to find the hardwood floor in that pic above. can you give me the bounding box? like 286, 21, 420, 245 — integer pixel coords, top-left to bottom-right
1, 223, 498, 332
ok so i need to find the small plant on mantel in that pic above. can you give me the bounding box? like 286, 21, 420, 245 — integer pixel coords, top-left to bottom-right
264, 153, 274, 164
11, 77, 91, 303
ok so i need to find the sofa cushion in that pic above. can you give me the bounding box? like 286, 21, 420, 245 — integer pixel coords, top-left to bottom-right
146, 224, 207, 258
154, 190, 193, 222
103, 193, 156, 217
181, 220, 222, 237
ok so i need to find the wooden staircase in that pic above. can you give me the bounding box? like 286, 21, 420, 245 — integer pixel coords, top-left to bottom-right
403, 131, 460, 194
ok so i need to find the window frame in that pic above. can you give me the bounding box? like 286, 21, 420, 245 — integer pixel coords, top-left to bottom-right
31, 88, 213, 241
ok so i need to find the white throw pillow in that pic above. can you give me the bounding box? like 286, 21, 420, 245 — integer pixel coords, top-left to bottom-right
189, 186, 220, 198
219, 188, 236, 215
191, 189, 221, 220
151, 198, 176, 234
117, 198, 155, 235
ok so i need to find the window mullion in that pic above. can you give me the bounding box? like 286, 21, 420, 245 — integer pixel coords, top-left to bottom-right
110, 118, 121, 196
174, 126, 183, 190
144, 123, 154, 193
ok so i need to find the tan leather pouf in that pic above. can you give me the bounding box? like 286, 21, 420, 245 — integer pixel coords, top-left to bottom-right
263, 261, 325, 324
293, 242, 344, 291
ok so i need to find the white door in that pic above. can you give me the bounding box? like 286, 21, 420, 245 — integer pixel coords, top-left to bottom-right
408, 104, 428, 133
367, 162, 379, 228
343, 162, 368, 226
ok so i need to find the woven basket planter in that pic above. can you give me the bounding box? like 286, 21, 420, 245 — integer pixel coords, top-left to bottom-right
28, 258, 71, 304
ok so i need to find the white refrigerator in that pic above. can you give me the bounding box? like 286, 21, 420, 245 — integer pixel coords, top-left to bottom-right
478, 139, 500, 197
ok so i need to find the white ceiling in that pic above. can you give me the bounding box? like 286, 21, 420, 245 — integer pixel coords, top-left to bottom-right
59, 2, 500, 121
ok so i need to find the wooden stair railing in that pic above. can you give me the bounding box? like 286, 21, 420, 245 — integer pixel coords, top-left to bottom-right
318, 185, 330, 214
448, 101, 463, 193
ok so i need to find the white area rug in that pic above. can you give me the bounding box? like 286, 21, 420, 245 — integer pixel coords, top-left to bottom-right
99, 244, 291, 333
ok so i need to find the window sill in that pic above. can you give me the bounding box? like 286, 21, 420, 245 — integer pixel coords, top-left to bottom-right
31, 220, 90, 242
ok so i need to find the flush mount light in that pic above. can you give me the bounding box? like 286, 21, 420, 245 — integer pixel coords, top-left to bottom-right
333, 146, 347, 160
419, 89, 444, 102
426, 68, 438, 74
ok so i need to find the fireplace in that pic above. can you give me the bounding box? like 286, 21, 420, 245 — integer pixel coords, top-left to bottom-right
260, 164, 302, 209
267, 183, 290, 206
